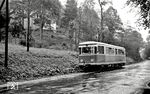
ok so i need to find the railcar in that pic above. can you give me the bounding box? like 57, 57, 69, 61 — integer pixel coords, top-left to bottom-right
78, 41, 126, 68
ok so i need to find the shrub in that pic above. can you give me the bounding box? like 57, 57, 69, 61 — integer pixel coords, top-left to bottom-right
49, 42, 56, 46
19, 39, 26, 46
34, 41, 50, 48
34, 41, 43, 48
19, 39, 34, 47
62, 43, 69, 49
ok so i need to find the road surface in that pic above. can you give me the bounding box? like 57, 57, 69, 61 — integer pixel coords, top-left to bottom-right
3, 61, 150, 94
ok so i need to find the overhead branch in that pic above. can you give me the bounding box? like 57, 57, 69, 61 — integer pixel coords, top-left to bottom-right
0, 0, 5, 10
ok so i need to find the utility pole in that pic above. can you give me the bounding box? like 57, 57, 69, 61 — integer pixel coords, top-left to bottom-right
5, 0, 9, 68
27, 0, 30, 52
98, 0, 103, 42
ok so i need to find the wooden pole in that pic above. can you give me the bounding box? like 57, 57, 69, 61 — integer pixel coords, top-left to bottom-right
5, 0, 9, 68
27, 0, 30, 52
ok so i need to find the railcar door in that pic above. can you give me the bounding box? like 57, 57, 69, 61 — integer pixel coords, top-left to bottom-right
96, 46, 105, 63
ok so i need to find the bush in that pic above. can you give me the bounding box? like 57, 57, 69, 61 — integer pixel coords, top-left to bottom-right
49, 42, 56, 46
62, 43, 69, 49
19, 39, 26, 46
19, 39, 34, 47
143, 44, 150, 59
34, 41, 50, 48
34, 41, 43, 48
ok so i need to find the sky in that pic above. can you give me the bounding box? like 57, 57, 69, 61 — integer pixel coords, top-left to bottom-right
60, 0, 149, 41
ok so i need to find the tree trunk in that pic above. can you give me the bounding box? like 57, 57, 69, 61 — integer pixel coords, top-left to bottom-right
40, 1, 44, 43
40, 22, 44, 42
0, 30, 1, 42
76, 26, 80, 52
74, 31, 77, 51
77, 10, 81, 52
98, 0, 103, 42
22, 18, 24, 28
27, 0, 30, 52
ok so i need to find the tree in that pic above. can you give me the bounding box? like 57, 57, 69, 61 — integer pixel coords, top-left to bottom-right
9, 0, 35, 26
102, 6, 123, 44
120, 27, 143, 61
32, 0, 62, 42
0, 10, 6, 42
61, 0, 78, 29
10, 0, 36, 51
97, 0, 112, 42
81, 0, 100, 41
143, 43, 150, 59
9, 21, 24, 38
127, 0, 150, 28
0, 0, 7, 42
61, 0, 78, 50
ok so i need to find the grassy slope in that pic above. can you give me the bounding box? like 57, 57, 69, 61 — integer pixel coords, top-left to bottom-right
0, 43, 78, 83
32, 30, 71, 50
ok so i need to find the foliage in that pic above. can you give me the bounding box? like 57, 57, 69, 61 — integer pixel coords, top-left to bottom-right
10, 0, 35, 22
0, 44, 78, 82
103, 6, 123, 33
142, 35, 150, 59
0, 10, 6, 28
143, 43, 150, 59
126, 0, 150, 28
9, 21, 25, 38
80, 0, 100, 41
116, 27, 144, 61
102, 6, 123, 44
0, 7, 9, 42
32, 0, 62, 42
61, 0, 78, 29
32, 0, 62, 28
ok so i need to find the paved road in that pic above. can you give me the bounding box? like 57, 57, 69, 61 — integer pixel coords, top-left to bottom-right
4, 61, 150, 94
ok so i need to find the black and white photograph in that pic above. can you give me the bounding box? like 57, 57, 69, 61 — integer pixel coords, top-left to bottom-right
0, 0, 150, 94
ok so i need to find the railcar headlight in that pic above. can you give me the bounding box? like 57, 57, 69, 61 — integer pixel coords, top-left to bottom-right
80, 59, 83, 62
91, 59, 94, 62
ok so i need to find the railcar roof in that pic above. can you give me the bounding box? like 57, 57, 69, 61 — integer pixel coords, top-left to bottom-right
79, 41, 125, 49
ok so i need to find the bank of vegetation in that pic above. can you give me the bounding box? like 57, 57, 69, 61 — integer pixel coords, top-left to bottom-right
0, 44, 79, 84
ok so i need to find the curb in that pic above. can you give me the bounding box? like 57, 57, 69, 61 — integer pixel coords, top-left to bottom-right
0, 73, 86, 92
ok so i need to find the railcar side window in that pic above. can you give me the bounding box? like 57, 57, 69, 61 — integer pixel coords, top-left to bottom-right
98, 46, 104, 54
106, 47, 115, 55
94, 47, 97, 54
91, 47, 94, 54
115, 49, 118, 55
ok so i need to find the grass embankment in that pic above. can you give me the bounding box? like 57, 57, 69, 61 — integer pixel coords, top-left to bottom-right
0, 44, 78, 84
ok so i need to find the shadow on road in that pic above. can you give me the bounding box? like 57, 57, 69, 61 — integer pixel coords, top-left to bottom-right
77, 65, 125, 73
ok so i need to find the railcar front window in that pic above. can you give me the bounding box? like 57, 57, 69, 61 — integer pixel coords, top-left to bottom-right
82, 47, 91, 54
118, 49, 125, 55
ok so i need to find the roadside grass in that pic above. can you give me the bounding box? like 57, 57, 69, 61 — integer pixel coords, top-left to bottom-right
0, 43, 78, 84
